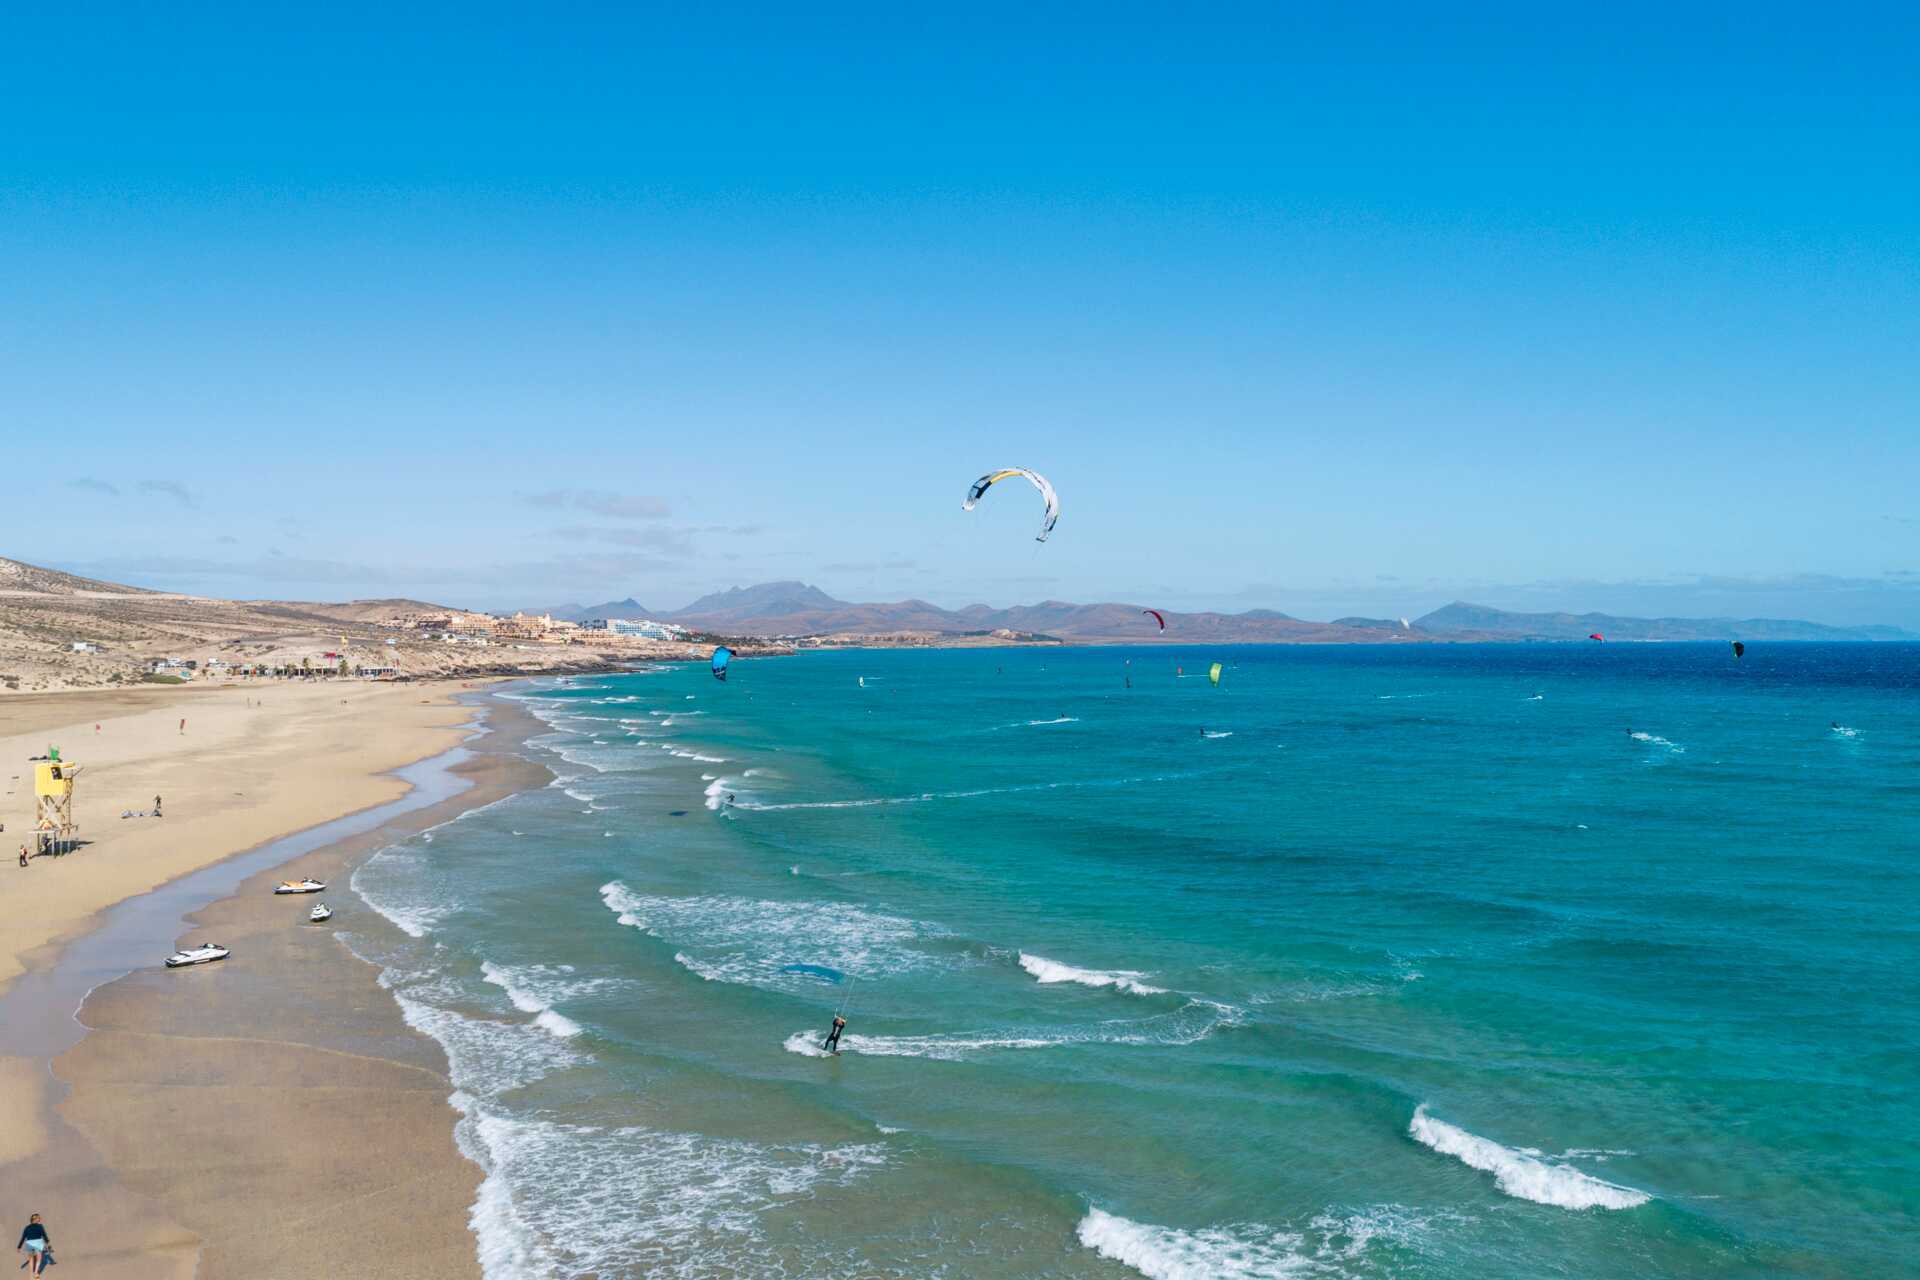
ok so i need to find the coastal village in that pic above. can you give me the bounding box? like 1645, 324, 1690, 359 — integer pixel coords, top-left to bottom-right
0, 558, 786, 694
0, 559, 1079, 696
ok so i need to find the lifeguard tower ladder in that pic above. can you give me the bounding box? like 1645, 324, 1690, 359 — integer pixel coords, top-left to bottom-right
33, 758, 80, 856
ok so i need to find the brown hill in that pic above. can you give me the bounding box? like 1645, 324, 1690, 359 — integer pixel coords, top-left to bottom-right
0, 558, 734, 694
0, 557, 164, 597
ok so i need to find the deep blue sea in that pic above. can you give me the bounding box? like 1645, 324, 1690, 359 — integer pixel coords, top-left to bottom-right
348, 643, 1920, 1278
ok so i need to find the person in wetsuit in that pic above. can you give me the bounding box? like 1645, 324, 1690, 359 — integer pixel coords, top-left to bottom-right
823, 1014, 847, 1054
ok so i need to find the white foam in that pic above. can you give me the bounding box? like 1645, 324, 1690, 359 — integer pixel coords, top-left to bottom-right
448, 1092, 549, 1280
1019, 952, 1166, 996
602, 882, 946, 987
673, 951, 750, 985
1304, 1205, 1462, 1264
1407, 1105, 1649, 1210
784, 999, 1239, 1061
1075, 1209, 1313, 1280
1201, 730, 1234, 739
392, 990, 582, 1097
1629, 732, 1684, 753
455, 1096, 886, 1279
664, 746, 727, 763
782, 1031, 834, 1058
480, 960, 591, 1040
735, 770, 1200, 813
535, 1009, 584, 1038
1000, 715, 1079, 728
1831, 724, 1860, 738
481, 960, 548, 1014
350, 855, 452, 939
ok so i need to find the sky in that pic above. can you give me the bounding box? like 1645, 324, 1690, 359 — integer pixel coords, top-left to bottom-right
4, 3, 1917, 625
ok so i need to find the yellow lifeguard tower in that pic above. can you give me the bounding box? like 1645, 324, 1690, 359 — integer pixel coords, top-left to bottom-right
33, 758, 80, 856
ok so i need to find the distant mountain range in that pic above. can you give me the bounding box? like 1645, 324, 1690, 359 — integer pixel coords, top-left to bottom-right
533, 596, 653, 623
524, 581, 1917, 643
1414, 602, 1913, 643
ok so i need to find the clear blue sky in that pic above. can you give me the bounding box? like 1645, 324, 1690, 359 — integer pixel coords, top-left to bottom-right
5, 4, 1917, 624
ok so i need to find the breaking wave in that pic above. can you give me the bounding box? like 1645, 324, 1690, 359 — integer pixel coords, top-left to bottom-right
481, 960, 586, 1039
1075, 1204, 1459, 1280
1018, 952, 1166, 996
1407, 1105, 1649, 1210
1076, 1209, 1308, 1279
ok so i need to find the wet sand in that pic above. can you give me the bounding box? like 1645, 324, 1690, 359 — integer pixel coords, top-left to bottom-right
1, 679, 486, 993
0, 692, 549, 1279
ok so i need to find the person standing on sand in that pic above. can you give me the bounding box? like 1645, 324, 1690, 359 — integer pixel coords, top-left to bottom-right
179, 717, 186, 734
154, 794, 163, 818
16, 1214, 50, 1275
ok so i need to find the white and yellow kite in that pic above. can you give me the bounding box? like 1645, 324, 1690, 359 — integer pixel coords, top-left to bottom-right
962, 467, 1059, 542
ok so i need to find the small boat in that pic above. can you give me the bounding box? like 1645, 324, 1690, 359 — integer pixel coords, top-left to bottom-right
165, 943, 230, 968
273, 877, 327, 894
308, 903, 333, 923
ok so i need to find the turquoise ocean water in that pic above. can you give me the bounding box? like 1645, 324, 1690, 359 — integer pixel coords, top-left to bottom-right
348, 644, 1919, 1278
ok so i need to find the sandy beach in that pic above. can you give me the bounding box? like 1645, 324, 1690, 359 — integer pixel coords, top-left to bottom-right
0, 680, 546, 1278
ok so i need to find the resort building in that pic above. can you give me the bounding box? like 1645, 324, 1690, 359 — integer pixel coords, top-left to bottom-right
587, 617, 685, 639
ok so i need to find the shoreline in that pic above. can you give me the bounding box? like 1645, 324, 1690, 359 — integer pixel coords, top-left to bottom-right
0, 686, 551, 1278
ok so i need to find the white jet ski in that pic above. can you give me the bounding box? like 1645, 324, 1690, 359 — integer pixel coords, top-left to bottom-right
165, 943, 230, 968
274, 877, 327, 894
308, 902, 334, 922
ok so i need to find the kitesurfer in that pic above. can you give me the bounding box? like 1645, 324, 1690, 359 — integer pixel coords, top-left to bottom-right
823, 1014, 847, 1054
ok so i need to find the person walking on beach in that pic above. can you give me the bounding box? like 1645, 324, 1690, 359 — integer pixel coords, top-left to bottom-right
16, 1214, 50, 1275
823, 1014, 847, 1054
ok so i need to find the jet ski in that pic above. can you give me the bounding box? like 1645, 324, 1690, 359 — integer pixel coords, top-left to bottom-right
308, 903, 333, 922
274, 877, 327, 894
165, 943, 230, 968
